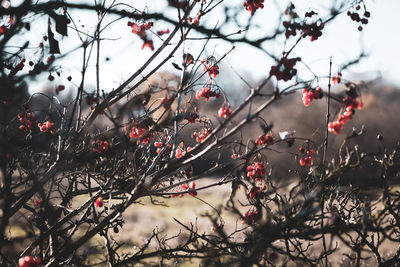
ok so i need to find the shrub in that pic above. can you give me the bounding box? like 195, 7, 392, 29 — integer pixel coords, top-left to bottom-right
0, 1, 399, 266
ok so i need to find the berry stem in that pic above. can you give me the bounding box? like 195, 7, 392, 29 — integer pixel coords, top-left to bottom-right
322, 57, 332, 167
321, 56, 333, 267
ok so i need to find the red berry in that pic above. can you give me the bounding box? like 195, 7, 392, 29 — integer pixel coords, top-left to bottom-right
256, 134, 273, 146
246, 162, 266, 181
46, 55, 55, 64
94, 197, 103, 208
18, 256, 42, 267
189, 181, 196, 190
34, 199, 43, 207
243, 0, 265, 16
218, 105, 232, 118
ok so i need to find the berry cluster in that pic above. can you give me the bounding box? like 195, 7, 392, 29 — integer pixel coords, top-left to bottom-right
201, 59, 220, 78
283, 20, 298, 38
241, 208, 259, 225
218, 105, 232, 118
38, 120, 56, 134
18, 256, 42, 267
247, 184, 267, 198
204, 64, 219, 78
282, 3, 299, 38
299, 147, 315, 166
128, 21, 154, 50
176, 146, 192, 159
347, 5, 370, 31
141, 132, 153, 144
129, 21, 152, 38
171, 181, 197, 198
256, 134, 273, 146
93, 140, 109, 154
6, 58, 25, 77
304, 21, 324, 41
332, 72, 342, 85
243, 0, 265, 16
270, 57, 301, 81
282, 4, 323, 41
175, 148, 185, 159
154, 141, 172, 155
246, 162, 267, 181
328, 121, 343, 135
195, 87, 220, 101
302, 86, 323, 106
129, 126, 146, 139
18, 112, 37, 132
328, 96, 363, 135
303, 10, 324, 41
184, 111, 199, 124
192, 127, 213, 143
129, 126, 153, 143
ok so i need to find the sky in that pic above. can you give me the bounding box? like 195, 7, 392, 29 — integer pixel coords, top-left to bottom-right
13, 0, 400, 95
209, 0, 400, 87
